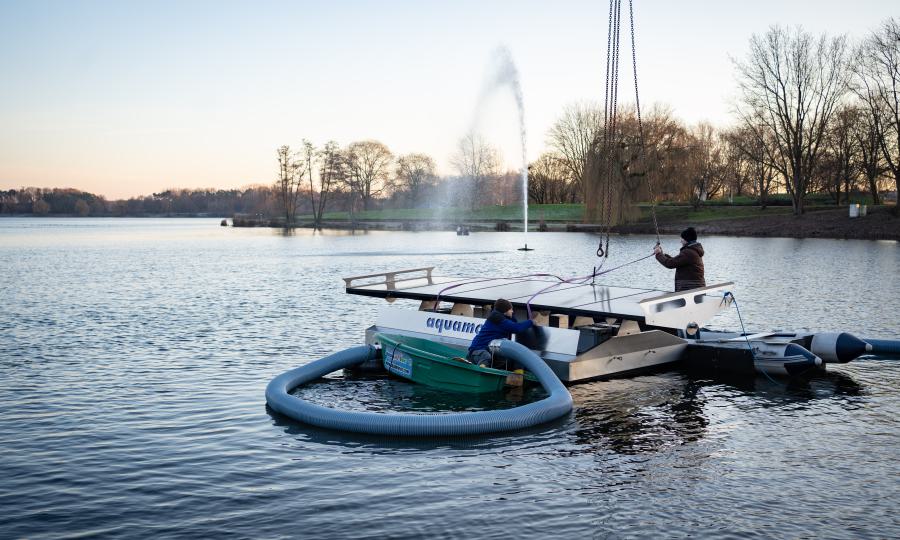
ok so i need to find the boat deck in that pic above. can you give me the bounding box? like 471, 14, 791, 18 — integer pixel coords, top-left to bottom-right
344, 267, 722, 324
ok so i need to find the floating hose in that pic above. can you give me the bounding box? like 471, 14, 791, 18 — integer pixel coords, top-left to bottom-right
265, 340, 573, 436
864, 338, 900, 358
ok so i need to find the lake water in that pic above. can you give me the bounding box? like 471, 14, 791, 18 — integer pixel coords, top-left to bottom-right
2, 218, 899, 539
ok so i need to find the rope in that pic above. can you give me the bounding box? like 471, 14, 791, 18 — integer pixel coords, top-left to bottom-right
526, 251, 656, 319
724, 291, 778, 384
432, 272, 567, 311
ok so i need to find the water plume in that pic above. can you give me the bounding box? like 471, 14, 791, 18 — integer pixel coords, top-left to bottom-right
472, 45, 531, 249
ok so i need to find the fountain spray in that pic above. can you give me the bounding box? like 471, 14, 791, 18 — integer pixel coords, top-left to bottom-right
493, 47, 532, 251
473, 46, 533, 251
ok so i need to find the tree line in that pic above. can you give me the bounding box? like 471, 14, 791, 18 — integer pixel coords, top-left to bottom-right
544, 19, 899, 222
0, 187, 278, 217
271, 19, 897, 224
6, 19, 897, 222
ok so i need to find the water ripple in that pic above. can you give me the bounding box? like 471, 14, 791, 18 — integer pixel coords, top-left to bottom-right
1, 218, 898, 539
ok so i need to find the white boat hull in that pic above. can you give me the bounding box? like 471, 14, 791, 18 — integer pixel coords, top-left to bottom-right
366, 307, 687, 383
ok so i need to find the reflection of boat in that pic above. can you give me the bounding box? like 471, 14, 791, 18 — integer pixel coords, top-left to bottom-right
376, 333, 535, 394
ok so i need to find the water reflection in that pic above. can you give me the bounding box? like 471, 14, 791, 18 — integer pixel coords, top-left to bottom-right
297, 250, 505, 258
565, 369, 864, 456
697, 370, 865, 409
277, 368, 866, 456
3, 219, 897, 540
568, 375, 709, 455
266, 405, 567, 453
292, 375, 546, 414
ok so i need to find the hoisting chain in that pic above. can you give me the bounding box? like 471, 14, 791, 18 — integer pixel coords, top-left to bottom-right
628, 0, 660, 246
596, 0, 621, 267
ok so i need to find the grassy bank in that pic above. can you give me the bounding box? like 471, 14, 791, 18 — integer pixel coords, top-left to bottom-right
291, 201, 898, 240
301, 203, 582, 222
301, 203, 802, 225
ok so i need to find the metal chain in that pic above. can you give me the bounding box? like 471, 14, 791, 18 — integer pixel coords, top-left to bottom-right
597, 0, 621, 262
628, 0, 660, 245
603, 0, 622, 260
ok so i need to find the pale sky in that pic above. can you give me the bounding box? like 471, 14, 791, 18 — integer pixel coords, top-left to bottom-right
0, 0, 895, 199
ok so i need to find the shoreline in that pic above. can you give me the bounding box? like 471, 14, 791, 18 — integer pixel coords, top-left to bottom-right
245, 206, 900, 241
4, 206, 898, 241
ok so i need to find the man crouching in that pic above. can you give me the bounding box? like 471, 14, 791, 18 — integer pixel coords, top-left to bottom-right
466, 298, 534, 368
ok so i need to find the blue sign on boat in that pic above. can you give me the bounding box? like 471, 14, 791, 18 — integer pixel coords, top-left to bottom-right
385, 348, 412, 377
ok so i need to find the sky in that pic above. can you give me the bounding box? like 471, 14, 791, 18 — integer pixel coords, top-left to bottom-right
0, 0, 895, 199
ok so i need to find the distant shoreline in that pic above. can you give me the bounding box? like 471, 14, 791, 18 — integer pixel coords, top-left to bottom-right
233, 206, 899, 241
4, 206, 898, 241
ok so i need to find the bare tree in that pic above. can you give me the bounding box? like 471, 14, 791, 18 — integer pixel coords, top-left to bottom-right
450, 132, 500, 210
547, 102, 602, 203
687, 122, 728, 207
637, 105, 692, 202
734, 25, 849, 215
74, 199, 90, 216
820, 105, 860, 204
275, 145, 305, 225
854, 17, 900, 212
32, 198, 50, 215
313, 141, 343, 228
726, 122, 779, 208
720, 132, 752, 199
528, 152, 570, 204
583, 105, 691, 224
853, 107, 887, 205
344, 140, 393, 212
299, 140, 341, 230
395, 153, 437, 207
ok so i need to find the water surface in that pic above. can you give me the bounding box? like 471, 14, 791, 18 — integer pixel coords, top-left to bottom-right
2, 218, 898, 539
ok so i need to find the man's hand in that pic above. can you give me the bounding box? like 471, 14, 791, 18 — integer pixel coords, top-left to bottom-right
653, 245, 662, 255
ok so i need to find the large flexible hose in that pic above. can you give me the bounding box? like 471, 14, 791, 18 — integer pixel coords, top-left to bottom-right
265, 340, 573, 436
864, 338, 900, 357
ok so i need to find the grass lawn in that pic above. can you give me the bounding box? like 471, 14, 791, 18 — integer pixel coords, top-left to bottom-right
638, 205, 795, 223
299, 203, 805, 224
302, 204, 584, 222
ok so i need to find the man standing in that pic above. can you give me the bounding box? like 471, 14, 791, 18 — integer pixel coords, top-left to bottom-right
653, 227, 706, 292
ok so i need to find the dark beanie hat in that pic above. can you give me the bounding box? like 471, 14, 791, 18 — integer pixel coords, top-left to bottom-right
494, 298, 513, 313
681, 227, 697, 242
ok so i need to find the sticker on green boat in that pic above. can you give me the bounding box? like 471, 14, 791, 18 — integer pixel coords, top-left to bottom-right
385, 348, 412, 377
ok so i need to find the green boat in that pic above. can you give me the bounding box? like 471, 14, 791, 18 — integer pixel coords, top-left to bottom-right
376, 333, 537, 394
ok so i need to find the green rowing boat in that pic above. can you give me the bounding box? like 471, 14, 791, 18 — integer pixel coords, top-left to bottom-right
376, 333, 536, 394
